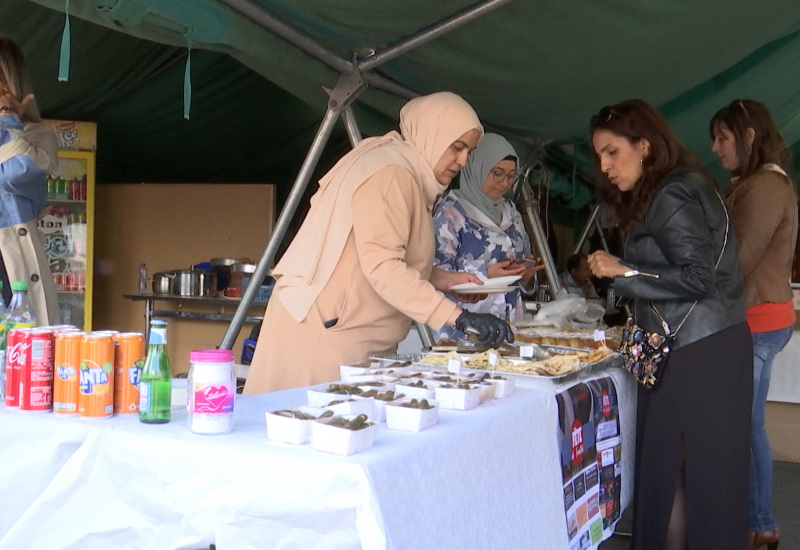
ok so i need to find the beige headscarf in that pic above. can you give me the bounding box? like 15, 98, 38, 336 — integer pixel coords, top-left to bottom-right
275, 91, 483, 322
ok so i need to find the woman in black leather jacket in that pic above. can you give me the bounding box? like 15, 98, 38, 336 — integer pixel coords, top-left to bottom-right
587, 99, 752, 550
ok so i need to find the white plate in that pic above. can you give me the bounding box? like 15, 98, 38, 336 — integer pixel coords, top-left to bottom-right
452, 286, 517, 295
451, 275, 521, 292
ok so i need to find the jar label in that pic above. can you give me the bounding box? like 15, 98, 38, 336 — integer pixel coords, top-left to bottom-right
191, 382, 234, 414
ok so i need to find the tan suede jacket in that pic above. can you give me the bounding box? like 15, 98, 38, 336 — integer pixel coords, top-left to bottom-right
725, 166, 798, 308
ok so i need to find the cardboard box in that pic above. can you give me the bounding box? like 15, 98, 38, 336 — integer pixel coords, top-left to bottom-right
766, 401, 800, 463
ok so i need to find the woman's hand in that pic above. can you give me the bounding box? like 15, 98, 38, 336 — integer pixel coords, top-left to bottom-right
587, 250, 626, 279
486, 259, 525, 279
430, 267, 487, 303
0, 87, 33, 117
515, 256, 546, 289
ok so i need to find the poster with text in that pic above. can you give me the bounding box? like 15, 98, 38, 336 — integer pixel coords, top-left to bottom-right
556, 376, 622, 549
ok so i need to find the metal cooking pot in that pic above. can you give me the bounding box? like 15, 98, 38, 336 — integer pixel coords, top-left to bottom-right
171, 269, 218, 297
152, 271, 175, 295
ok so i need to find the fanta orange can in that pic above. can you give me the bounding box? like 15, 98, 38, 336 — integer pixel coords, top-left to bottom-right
53, 331, 85, 414
78, 333, 115, 418
113, 332, 145, 414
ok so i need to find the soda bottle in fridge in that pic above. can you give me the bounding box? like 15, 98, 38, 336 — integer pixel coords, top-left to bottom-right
138, 319, 172, 423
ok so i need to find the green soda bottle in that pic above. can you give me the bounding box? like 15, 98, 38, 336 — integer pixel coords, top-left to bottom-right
138, 319, 172, 424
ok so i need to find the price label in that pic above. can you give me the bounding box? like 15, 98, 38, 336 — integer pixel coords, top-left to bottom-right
488, 351, 498, 367
448, 358, 461, 375
594, 330, 606, 342
520, 345, 534, 358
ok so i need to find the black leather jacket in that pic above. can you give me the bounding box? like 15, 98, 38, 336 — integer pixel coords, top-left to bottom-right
613, 166, 746, 350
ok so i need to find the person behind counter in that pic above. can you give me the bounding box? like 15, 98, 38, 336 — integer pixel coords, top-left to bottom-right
432, 133, 543, 341
244, 92, 514, 394
560, 253, 598, 298
710, 99, 798, 550
587, 99, 751, 550
0, 35, 59, 322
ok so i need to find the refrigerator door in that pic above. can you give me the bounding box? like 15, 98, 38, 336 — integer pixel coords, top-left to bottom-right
39, 149, 95, 330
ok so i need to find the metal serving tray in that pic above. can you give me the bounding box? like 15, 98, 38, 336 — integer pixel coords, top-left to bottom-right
374, 346, 622, 387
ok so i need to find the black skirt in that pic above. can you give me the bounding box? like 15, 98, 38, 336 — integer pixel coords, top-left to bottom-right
632, 322, 753, 550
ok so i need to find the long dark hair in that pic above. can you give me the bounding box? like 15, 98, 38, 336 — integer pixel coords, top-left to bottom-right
590, 99, 715, 234
709, 99, 792, 179
0, 34, 40, 122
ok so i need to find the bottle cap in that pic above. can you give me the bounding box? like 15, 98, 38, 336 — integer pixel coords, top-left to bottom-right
11, 281, 28, 291
190, 349, 234, 363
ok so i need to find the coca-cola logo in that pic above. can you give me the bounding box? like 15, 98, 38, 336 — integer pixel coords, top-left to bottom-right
8, 342, 30, 365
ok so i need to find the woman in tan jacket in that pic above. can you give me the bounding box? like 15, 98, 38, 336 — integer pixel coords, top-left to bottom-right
711, 99, 798, 550
245, 92, 513, 394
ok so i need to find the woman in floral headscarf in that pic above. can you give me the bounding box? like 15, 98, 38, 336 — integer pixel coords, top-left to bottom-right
432, 133, 542, 342
245, 92, 514, 394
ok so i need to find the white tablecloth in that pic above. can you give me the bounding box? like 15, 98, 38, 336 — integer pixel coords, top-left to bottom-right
769, 329, 800, 403
0, 369, 636, 550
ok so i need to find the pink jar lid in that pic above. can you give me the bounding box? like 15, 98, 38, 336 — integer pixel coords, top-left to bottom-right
190, 349, 234, 363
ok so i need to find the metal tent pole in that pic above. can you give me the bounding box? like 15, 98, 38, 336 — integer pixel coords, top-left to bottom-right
358, 0, 514, 72
572, 204, 601, 255
518, 180, 562, 296
219, 0, 516, 349
219, 107, 339, 349
218, 0, 354, 74
341, 105, 362, 147
220, 72, 367, 350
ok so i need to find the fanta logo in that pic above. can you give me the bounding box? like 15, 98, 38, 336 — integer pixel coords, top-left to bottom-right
8, 342, 30, 365
79, 360, 113, 395
57, 364, 77, 380
194, 385, 231, 413
129, 362, 143, 386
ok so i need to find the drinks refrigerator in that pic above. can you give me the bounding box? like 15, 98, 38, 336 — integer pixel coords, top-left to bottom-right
38, 120, 96, 331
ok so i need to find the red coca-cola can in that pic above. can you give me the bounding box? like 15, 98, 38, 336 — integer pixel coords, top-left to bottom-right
71, 178, 81, 200
20, 329, 55, 411
4, 328, 33, 407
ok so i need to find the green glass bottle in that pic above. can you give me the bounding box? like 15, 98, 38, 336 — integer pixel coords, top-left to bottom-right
138, 319, 172, 424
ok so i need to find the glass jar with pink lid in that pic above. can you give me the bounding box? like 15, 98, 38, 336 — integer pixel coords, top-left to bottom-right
187, 349, 236, 435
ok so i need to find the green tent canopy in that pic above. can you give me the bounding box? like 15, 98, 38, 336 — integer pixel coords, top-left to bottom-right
4, 0, 800, 220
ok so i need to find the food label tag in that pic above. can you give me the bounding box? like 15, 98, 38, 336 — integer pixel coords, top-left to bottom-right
488, 351, 498, 367
520, 345, 534, 358
593, 330, 606, 342
447, 358, 461, 375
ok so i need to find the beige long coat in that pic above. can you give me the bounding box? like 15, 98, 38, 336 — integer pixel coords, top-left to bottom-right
0, 121, 59, 324
244, 166, 459, 394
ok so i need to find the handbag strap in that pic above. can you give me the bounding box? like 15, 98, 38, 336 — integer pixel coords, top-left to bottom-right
650, 190, 729, 337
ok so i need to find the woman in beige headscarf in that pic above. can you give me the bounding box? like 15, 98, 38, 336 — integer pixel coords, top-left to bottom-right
245, 91, 514, 394
0, 35, 59, 324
